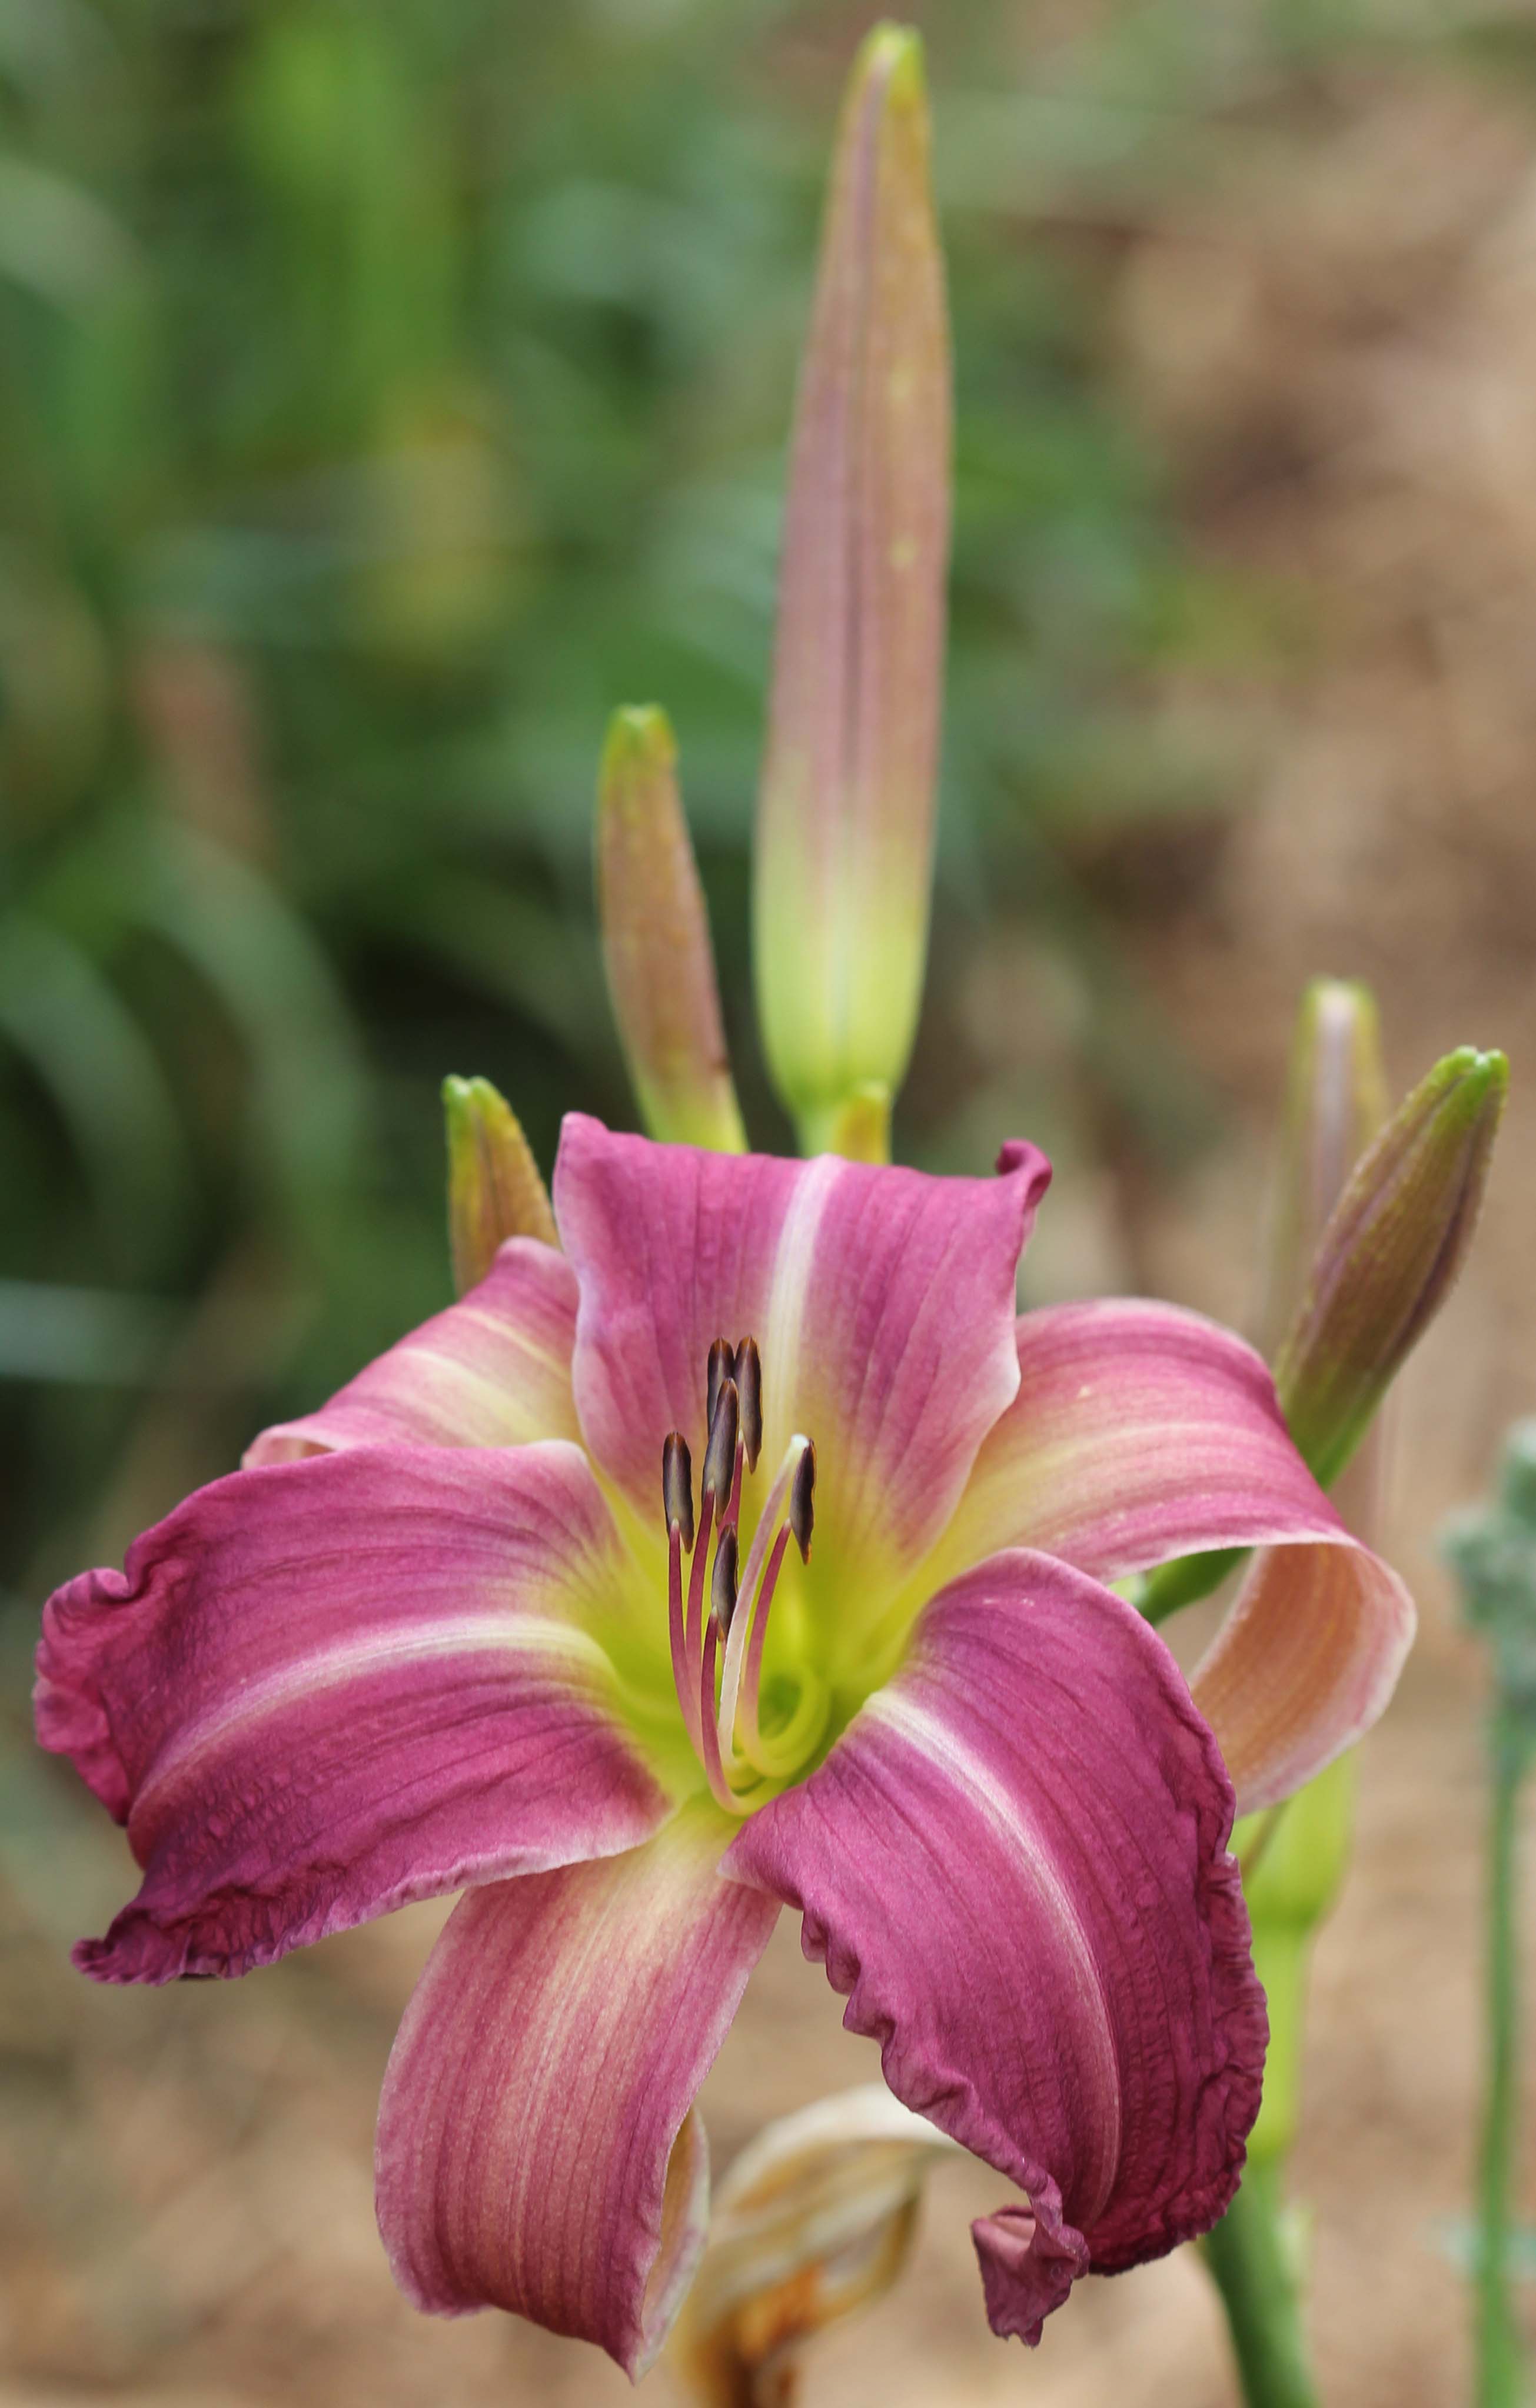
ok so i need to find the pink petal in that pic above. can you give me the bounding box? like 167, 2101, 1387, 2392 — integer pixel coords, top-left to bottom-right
554, 1113, 1050, 1575
374, 1804, 777, 2375
937, 1299, 1415, 1809
245, 1239, 580, 1464
726, 1549, 1266, 2343
35, 1443, 667, 1982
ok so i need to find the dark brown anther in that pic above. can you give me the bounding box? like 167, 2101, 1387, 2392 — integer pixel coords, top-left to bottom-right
706, 1338, 734, 1431
733, 1337, 763, 1471
789, 1441, 816, 1562
710, 1526, 740, 1634
702, 1376, 739, 1505
662, 1431, 694, 1553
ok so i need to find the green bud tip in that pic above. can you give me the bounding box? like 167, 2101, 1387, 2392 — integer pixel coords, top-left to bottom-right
601, 703, 674, 790
1264, 977, 1388, 1356
442, 1074, 558, 1293
856, 22, 926, 105
596, 704, 747, 1155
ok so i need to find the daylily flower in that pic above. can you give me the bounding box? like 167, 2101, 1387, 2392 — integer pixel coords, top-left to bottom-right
35, 1117, 1415, 2374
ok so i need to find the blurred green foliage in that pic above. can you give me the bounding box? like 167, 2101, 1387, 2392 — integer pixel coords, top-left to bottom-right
2, 0, 1375, 1588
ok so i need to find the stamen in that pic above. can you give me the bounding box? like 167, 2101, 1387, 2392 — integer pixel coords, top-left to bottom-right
662, 1431, 694, 1553
706, 1338, 734, 1432
682, 1485, 715, 1750
717, 1436, 808, 1758
667, 1520, 689, 1737
710, 1526, 739, 1635
789, 1441, 816, 1562
664, 1339, 819, 1809
733, 1338, 763, 1471
739, 1524, 794, 1774
697, 1616, 746, 1814
702, 1375, 739, 1506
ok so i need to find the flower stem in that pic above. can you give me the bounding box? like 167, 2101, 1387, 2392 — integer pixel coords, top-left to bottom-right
1475, 1708, 1530, 2408
1201, 2161, 1320, 2408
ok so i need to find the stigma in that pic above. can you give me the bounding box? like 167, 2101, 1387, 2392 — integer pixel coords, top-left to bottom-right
660, 1338, 816, 1813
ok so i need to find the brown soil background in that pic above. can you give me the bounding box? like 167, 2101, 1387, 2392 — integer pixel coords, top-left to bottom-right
5, 28, 1536, 2408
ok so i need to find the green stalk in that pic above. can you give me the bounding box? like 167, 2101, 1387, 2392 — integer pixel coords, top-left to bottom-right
1201, 2161, 1320, 2408
1476, 1707, 1529, 2408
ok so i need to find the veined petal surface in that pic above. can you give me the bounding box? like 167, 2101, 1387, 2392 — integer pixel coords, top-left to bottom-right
727, 1549, 1265, 2343
936, 1300, 1415, 1808
245, 1239, 580, 1464
35, 1443, 666, 1981
375, 1803, 777, 2376
554, 1113, 1049, 1577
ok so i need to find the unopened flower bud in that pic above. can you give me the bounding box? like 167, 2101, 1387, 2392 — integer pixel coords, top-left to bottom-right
753, 24, 950, 1151
597, 706, 746, 1154
1275, 1045, 1507, 1491
1262, 979, 1388, 1356
666, 2086, 955, 2407
442, 1075, 557, 1295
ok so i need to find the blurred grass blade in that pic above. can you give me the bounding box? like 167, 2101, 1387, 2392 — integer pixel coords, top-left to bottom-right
597, 704, 746, 1152
443, 1075, 558, 1292
119, 820, 368, 1226
0, 1279, 177, 1384
0, 152, 138, 308
754, 23, 950, 1147
0, 912, 191, 1275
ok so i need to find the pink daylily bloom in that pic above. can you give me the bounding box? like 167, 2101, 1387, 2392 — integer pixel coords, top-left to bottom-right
35, 1116, 1414, 2372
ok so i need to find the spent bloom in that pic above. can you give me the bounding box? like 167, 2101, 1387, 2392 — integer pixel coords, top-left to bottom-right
36, 1115, 1415, 2372
666, 2084, 958, 2404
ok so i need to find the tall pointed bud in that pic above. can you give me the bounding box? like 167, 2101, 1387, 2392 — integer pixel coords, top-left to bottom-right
1275, 1045, 1508, 1491
1233, 989, 1388, 2175
754, 24, 950, 1155
442, 1075, 557, 1295
1262, 979, 1389, 1356
597, 706, 747, 1154
666, 2087, 955, 2407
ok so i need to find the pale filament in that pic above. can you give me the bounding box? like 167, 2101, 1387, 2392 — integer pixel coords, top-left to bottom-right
716, 1438, 810, 1779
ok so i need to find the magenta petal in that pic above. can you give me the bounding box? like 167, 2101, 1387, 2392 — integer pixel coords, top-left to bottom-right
35, 1443, 667, 1982
245, 1239, 581, 1464
554, 1113, 1050, 1572
937, 1299, 1415, 1807
726, 1549, 1266, 2342
375, 1805, 777, 2375
942, 1299, 1348, 1575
